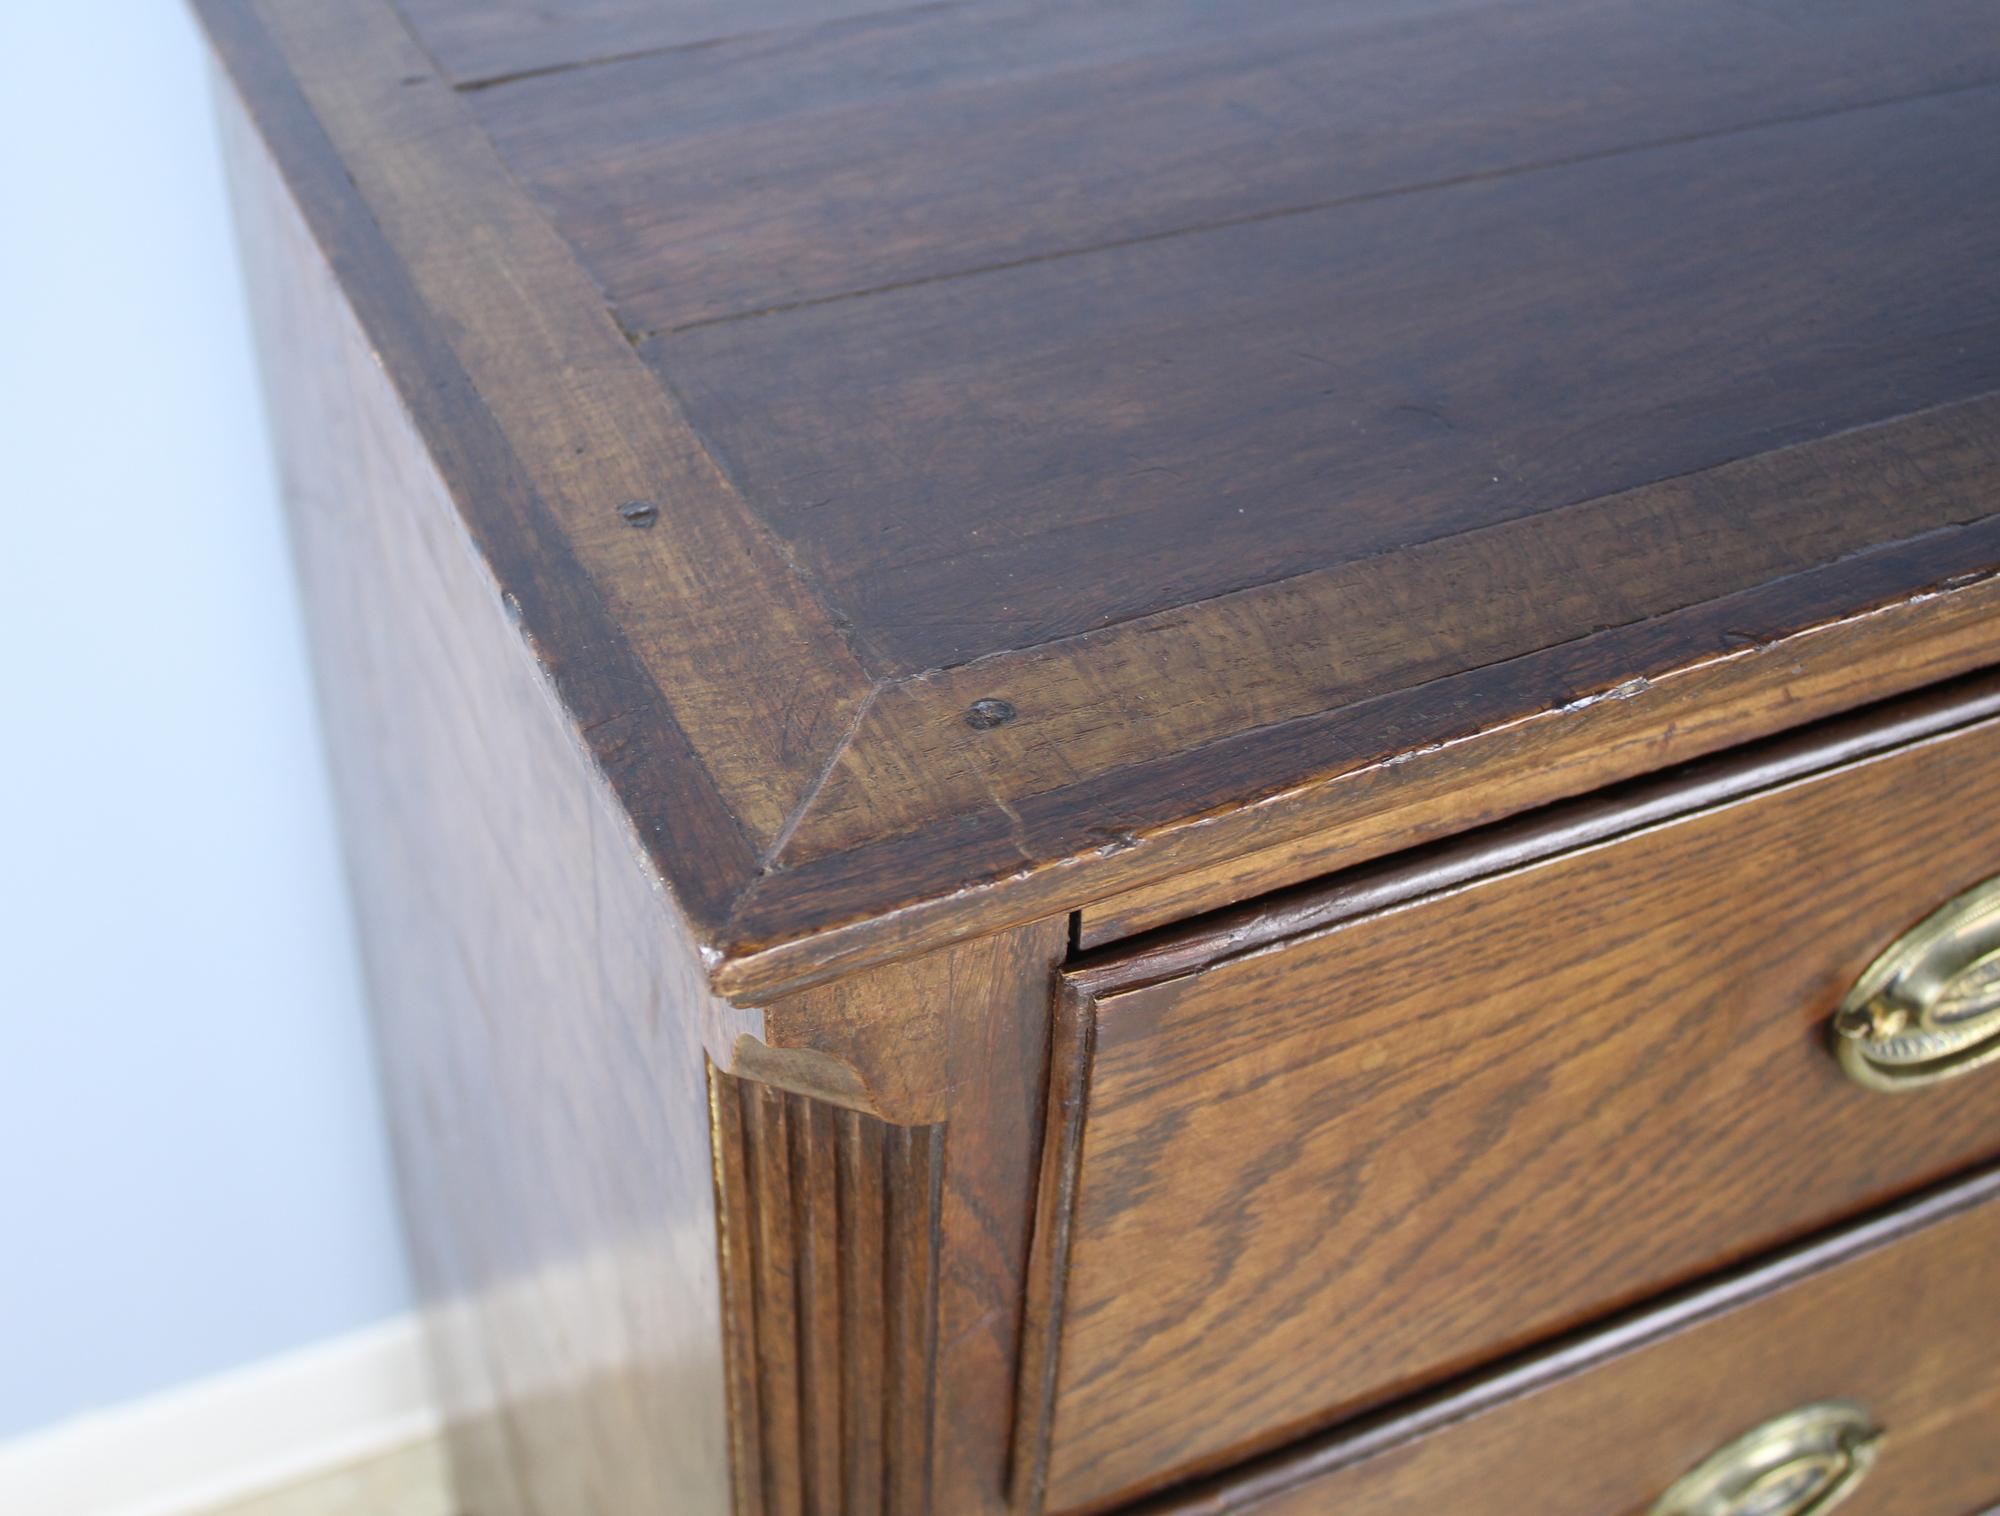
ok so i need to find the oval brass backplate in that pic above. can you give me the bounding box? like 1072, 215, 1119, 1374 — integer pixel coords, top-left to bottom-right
1649, 1401, 1881, 1516
1832, 873, 2000, 1092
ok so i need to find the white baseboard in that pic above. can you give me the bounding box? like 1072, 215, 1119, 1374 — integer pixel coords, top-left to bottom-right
0, 1316, 442, 1516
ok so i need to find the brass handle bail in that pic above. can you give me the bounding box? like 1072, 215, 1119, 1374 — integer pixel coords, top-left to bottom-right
1832, 874, 2000, 1091
1649, 1401, 1882, 1516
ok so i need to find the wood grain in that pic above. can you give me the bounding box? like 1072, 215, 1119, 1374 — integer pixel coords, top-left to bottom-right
395, 0, 912, 87
1083, 670, 2000, 970
1137, 1168, 2000, 1516
709, 1073, 944, 1516
1029, 712, 2000, 1511
204, 4, 2000, 1511
197, 0, 2000, 995
723, 515, 2000, 997
748, 921, 1070, 1516
268, 0, 874, 855
216, 74, 758, 1515
225, 102, 1070, 1508
770, 397, 2000, 863
649, 81, 2000, 675
195, 0, 874, 936
479, 0, 2000, 333
1009, 984, 1097, 1516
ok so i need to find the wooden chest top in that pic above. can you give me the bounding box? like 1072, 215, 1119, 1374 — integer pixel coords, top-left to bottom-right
199, 0, 2000, 996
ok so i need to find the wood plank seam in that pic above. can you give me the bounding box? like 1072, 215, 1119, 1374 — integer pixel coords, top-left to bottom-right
628, 74, 2000, 341
439, 0, 958, 92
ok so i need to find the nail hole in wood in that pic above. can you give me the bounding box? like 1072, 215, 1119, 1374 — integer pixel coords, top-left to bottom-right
965, 698, 1017, 730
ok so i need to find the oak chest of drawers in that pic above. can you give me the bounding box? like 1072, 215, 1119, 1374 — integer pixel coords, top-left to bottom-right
193, 0, 2000, 1511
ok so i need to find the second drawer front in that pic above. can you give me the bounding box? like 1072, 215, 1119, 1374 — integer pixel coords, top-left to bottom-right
1144, 1168, 2000, 1516
1025, 712, 2000, 1513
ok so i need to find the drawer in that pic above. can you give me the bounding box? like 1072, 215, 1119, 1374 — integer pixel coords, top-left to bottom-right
1016, 695, 2000, 1513
1139, 1167, 2000, 1516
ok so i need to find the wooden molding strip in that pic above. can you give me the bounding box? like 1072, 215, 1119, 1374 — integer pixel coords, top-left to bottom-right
710, 1068, 944, 1516
1008, 984, 1097, 1516
722, 523, 2000, 995
775, 392, 2000, 868
1070, 665, 2000, 991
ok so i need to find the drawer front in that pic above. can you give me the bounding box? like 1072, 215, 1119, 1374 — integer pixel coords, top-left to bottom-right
1141, 1169, 2000, 1516
1021, 711, 2000, 1513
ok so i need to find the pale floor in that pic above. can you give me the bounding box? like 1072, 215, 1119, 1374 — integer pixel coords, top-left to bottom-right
207, 1439, 457, 1516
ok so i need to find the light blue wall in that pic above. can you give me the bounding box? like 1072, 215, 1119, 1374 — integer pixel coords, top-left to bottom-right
0, 3, 414, 1440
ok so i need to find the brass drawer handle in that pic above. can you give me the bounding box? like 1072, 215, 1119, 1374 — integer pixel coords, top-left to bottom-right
1650, 1402, 1882, 1516
1832, 874, 2000, 1091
